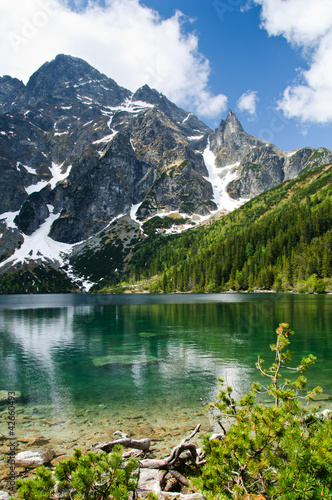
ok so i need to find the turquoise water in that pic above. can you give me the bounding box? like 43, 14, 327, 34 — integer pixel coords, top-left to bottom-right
0, 293, 332, 454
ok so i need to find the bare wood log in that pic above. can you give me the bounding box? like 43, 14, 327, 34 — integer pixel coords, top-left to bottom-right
113, 431, 129, 438
140, 424, 202, 470
94, 437, 151, 453
164, 474, 179, 492
169, 470, 190, 487
139, 457, 170, 469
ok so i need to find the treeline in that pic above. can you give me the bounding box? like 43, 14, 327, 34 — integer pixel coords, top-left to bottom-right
112, 164, 332, 293
0, 265, 78, 294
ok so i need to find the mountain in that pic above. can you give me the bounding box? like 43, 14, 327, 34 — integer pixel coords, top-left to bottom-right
101, 162, 332, 294
210, 109, 332, 200
0, 54, 331, 293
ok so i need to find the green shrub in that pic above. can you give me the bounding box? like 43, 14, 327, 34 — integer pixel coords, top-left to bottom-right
11, 445, 139, 500
195, 323, 332, 499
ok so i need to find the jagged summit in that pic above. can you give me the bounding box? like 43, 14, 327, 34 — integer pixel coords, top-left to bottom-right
21, 54, 131, 107
218, 109, 244, 137
209, 109, 265, 168
132, 84, 162, 104
132, 83, 190, 123
26, 54, 98, 94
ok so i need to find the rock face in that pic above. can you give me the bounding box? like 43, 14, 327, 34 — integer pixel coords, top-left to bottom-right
0, 76, 25, 112
0, 54, 331, 290
0, 54, 214, 247
227, 145, 332, 200
210, 110, 265, 168
210, 110, 332, 200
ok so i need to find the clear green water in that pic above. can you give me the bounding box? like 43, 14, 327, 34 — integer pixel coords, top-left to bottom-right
1, 293, 332, 455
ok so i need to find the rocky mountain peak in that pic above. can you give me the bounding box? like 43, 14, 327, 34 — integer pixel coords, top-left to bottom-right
210, 110, 265, 168
132, 84, 161, 104
218, 109, 244, 137
132, 84, 189, 123
22, 54, 130, 108
26, 54, 100, 92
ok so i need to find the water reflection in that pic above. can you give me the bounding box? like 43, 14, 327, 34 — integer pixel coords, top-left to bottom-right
0, 308, 76, 427
0, 293, 331, 435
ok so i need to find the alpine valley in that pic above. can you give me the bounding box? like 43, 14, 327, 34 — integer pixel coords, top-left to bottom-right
0, 54, 331, 293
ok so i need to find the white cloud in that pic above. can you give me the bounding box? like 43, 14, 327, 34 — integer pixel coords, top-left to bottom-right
236, 90, 259, 116
0, 0, 227, 118
254, 0, 332, 123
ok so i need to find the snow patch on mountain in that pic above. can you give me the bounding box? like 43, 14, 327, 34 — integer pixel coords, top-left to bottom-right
130, 203, 144, 231
182, 113, 193, 123
49, 163, 72, 189
0, 206, 75, 269
188, 135, 204, 141
54, 131, 69, 136
203, 140, 248, 212
17, 162, 37, 175
101, 99, 154, 128
26, 180, 49, 195
24, 163, 72, 194
93, 131, 117, 145
0, 211, 20, 230
286, 150, 299, 157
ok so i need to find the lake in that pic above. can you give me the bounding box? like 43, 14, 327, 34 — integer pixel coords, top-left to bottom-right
1, 292, 332, 459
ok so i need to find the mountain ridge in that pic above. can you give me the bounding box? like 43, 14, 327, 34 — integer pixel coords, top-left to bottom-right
0, 54, 331, 292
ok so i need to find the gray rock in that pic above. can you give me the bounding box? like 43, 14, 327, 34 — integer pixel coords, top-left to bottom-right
14, 449, 54, 467
0, 75, 25, 113
0, 491, 10, 500
14, 191, 50, 235
210, 109, 265, 169
137, 468, 166, 495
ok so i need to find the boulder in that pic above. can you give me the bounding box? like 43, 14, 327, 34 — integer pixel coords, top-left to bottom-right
14, 449, 54, 468
137, 468, 166, 495
0, 492, 10, 500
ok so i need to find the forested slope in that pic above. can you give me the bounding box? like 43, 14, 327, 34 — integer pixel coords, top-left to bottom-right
98, 162, 332, 293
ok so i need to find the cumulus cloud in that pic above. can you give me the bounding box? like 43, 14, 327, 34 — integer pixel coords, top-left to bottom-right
254, 0, 332, 122
236, 90, 259, 117
0, 0, 227, 118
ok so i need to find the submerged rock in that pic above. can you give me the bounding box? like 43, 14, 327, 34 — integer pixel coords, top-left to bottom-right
0, 391, 22, 405
92, 354, 159, 367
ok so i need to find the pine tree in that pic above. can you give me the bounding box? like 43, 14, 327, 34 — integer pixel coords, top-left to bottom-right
195, 324, 329, 499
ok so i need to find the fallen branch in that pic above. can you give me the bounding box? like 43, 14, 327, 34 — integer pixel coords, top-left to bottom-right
140, 424, 202, 470
169, 469, 190, 487
93, 433, 151, 453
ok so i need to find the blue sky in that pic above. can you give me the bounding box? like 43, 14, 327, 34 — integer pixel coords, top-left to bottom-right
2, 0, 332, 152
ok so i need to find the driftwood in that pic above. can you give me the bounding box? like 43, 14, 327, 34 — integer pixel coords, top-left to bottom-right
91, 426, 206, 499
169, 470, 190, 487
92, 431, 151, 453
139, 424, 205, 470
